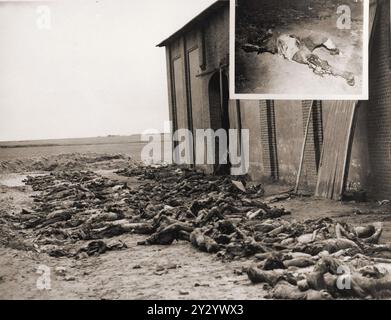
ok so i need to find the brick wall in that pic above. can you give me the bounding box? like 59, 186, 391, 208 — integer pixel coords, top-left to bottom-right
204, 6, 230, 71
301, 101, 323, 190
367, 1, 391, 199
259, 100, 278, 180
239, 100, 264, 180
163, 1, 389, 192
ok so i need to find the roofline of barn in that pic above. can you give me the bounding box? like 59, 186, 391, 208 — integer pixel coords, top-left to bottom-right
156, 0, 229, 47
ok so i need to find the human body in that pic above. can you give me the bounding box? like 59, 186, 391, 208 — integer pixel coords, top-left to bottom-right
242, 32, 355, 86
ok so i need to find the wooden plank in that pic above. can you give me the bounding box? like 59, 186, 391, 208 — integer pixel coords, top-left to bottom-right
339, 102, 359, 198
315, 101, 357, 200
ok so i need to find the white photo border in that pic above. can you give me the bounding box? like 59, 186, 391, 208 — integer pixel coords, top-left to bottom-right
229, 0, 370, 101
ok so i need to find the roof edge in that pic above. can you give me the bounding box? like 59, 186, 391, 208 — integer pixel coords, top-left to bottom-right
157, 0, 228, 47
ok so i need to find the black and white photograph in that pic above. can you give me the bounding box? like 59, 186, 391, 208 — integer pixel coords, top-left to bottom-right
232, 0, 369, 100
1, 0, 391, 307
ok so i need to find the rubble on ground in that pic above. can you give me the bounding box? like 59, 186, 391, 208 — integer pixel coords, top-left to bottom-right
1, 164, 391, 299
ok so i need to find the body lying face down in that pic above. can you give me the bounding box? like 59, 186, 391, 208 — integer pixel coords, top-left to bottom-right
241, 31, 355, 87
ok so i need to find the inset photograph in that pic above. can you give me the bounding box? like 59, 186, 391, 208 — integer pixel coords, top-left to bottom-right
231, 0, 368, 100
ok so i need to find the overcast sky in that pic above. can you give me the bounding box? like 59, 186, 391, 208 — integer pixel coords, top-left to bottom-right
0, 0, 215, 141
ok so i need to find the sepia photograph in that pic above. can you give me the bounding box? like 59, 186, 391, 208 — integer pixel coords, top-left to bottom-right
0, 0, 391, 309
231, 0, 369, 100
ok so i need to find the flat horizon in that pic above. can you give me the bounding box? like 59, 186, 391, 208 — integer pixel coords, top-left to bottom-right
0, 132, 170, 145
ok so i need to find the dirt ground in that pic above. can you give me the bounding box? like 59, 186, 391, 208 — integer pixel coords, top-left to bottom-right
1, 163, 391, 300
235, 0, 363, 95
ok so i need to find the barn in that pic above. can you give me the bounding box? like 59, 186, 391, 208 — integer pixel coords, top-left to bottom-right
157, 0, 391, 200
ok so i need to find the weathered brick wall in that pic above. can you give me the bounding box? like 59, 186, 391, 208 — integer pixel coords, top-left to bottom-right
301, 101, 323, 190
367, 1, 391, 199
166, 5, 232, 171
239, 100, 264, 180
259, 100, 278, 180
273, 101, 304, 185
163, 1, 384, 191
204, 6, 230, 71
204, 6, 267, 176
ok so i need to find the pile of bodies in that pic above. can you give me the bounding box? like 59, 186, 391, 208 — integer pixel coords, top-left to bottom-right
1, 166, 272, 259
244, 219, 391, 299
2, 165, 391, 299
118, 166, 391, 299
1, 170, 133, 258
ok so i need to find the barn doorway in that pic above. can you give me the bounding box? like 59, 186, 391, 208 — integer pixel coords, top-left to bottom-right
208, 70, 231, 174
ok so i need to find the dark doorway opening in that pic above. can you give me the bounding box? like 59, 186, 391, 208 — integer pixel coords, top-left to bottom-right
208, 70, 231, 175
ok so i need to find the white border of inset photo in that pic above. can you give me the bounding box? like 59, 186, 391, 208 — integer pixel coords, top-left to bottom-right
229, 0, 369, 101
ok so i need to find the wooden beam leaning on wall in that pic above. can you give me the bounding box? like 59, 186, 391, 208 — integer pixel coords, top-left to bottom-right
315, 101, 359, 200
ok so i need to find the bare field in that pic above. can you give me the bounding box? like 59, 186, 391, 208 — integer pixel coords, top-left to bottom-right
0, 142, 146, 162
0, 135, 157, 162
